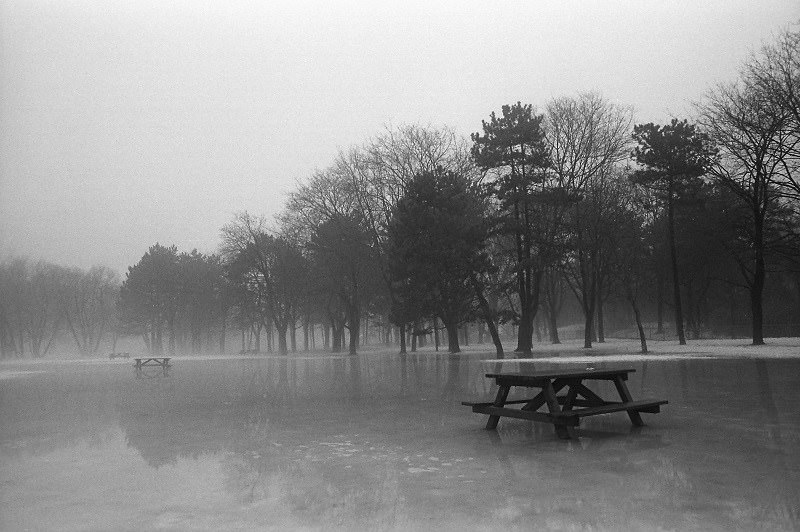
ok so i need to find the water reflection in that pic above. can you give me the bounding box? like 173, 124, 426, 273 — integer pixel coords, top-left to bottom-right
1, 355, 799, 530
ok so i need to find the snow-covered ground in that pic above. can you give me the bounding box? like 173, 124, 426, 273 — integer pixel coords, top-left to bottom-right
482, 337, 800, 364
2, 337, 799, 372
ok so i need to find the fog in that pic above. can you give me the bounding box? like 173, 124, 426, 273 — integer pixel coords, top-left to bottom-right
1, 0, 798, 274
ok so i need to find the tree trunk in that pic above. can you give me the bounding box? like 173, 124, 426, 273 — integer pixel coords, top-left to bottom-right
398, 324, 407, 354
331, 324, 342, 352
751, 216, 766, 345
516, 305, 534, 353
656, 269, 665, 334
276, 322, 288, 354
142, 333, 151, 354
580, 269, 597, 349
796, 275, 800, 336
433, 318, 440, 352
548, 306, 561, 344
667, 182, 687, 345
155, 321, 163, 355
219, 316, 226, 354
583, 302, 595, 349
627, 287, 648, 353
596, 285, 605, 343
471, 276, 503, 356
444, 319, 460, 353
347, 303, 359, 355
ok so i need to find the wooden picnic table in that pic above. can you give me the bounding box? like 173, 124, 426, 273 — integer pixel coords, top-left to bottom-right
133, 357, 171, 369
463, 368, 667, 440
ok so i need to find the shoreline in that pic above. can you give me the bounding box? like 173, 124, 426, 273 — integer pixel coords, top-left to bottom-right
1, 337, 799, 367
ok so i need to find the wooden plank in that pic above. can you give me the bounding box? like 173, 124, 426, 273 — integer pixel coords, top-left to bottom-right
556, 396, 610, 408
542, 380, 572, 439
551, 399, 668, 418
462, 398, 539, 407
572, 383, 606, 405
488, 368, 634, 385
472, 405, 579, 426
562, 386, 579, 411
613, 375, 644, 426
485, 385, 510, 430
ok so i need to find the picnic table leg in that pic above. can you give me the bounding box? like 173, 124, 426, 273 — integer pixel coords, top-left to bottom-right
562, 385, 579, 411
485, 385, 510, 430
613, 375, 644, 426
543, 381, 572, 439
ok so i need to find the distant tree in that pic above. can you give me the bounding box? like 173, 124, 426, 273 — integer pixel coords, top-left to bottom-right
471, 102, 552, 354
338, 124, 474, 353
62, 266, 119, 356
541, 266, 566, 344
0, 257, 29, 358
220, 213, 309, 354
546, 93, 633, 348
697, 76, 798, 344
561, 170, 637, 348
117, 244, 180, 355
613, 196, 653, 353
631, 119, 717, 345
386, 168, 491, 353
175, 251, 228, 354
0, 259, 69, 358
307, 214, 381, 354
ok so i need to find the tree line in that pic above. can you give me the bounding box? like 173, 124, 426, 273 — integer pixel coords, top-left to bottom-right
2, 28, 799, 358
0, 258, 118, 358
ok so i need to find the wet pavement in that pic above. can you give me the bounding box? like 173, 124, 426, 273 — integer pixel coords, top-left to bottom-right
1, 351, 799, 530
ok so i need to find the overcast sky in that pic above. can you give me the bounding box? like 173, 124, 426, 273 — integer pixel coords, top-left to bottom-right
1, 0, 798, 275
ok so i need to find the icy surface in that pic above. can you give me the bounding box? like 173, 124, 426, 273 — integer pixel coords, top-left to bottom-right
1, 343, 799, 530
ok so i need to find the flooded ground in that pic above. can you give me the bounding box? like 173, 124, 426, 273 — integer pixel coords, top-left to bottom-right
1, 349, 799, 531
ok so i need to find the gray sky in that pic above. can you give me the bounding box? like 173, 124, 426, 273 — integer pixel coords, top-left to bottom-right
2, 0, 798, 275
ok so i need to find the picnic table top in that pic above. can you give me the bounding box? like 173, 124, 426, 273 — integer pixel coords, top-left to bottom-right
486, 368, 635, 382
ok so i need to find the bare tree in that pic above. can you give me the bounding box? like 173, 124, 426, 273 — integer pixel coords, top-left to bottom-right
0, 257, 29, 357
337, 124, 474, 353
220, 213, 309, 354
697, 79, 799, 344
62, 266, 119, 356
26, 261, 68, 358
546, 93, 633, 348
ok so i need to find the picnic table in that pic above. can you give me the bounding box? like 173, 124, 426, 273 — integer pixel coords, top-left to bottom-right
109, 352, 130, 359
133, 357, 171, 370
463, 368, 667, 440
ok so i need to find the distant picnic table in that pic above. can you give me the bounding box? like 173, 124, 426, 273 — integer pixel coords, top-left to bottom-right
108, 352, 130, 359
463, 368, 667, 440
133, 357, 171, 370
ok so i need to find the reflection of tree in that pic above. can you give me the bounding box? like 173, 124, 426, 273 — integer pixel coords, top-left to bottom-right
0, 367, 121, 457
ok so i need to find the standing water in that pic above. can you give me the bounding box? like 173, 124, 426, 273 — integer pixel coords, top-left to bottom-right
1, 352, 798, 530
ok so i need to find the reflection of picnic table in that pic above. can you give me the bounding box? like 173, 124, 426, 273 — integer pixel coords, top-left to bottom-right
133, 357, 171, 369
463, 368, 667, 440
